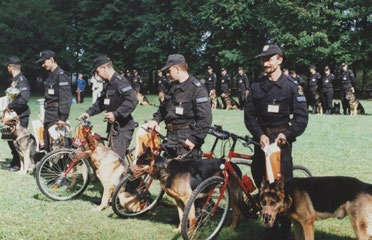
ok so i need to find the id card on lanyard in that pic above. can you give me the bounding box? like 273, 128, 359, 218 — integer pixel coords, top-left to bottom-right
268, 99, 279, 113
48, 85, 55, 95
175, 102, 184, 115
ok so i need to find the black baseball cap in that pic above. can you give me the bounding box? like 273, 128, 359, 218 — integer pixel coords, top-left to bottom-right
324, 66, 330, 71
91, 55, 111, 73
341, 63, 347, 67
160, 54, 186, 71
36, 50, 55, 64
255, 44, 283, 58
207, 66, 212, 70
5, 56, 21, 66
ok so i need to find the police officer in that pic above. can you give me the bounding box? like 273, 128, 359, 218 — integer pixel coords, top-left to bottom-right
36, 50, 72, 152
340, 63, 356, 115
219, 67, 231, 94
289, 70, 305, 88
148, 54, 212, 159
236, 67, 249, 108
308, 65, 321, 114
244, 44, 308, 240
2, 57, 31, 171
132, 69, 143, 94
157, 70, 168, 102
79, 56, 137, 158
205, 66, 217, 94
321, 66, 335, 115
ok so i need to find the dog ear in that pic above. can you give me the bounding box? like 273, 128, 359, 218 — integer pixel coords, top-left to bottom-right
275, 180, 285, 191
260, 177, 268, 190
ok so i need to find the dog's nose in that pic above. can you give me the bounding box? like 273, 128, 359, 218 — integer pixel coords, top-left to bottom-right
262, 213, 271, 224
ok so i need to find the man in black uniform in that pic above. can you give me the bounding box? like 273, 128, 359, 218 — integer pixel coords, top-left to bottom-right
148, 54, 212, 160
340, 63, 356, 115
36, 50, 72, 152
205, 66, 217, 94
236, 67, 249, 107
244, 44, 308, 240
132, 69, 143, 94
308, 65, 321, 114
321, 66, 335, 115
79, 56, 138, 158
157, 70, 168, 102
289, 70, 305, 88
2, 57, 31, 171
219, 68, 232, 109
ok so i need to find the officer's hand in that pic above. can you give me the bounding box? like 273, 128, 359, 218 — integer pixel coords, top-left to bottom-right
275, 133, 287, 147
184, 139, 195, 150
104, 112, 115, 123
78, 113, 89, 120
57, 120, 66, 128
260, 134, 270, 149
147, 120, 159, 132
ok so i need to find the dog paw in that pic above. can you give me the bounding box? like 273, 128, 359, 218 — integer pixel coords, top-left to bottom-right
91, 206, 104, 212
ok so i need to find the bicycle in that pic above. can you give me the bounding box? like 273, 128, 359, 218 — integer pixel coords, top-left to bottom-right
35, 119, 163, 208
202, 125, 312, 178
181, 126, 312, 240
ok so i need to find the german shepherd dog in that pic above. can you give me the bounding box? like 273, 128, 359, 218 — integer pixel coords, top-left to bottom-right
314, 92, 323, 114
209, 89, 218, 110
2, 118, 37, 174
347, 91, 365, 115
135, 147, 244, 231
220, 92, 239, 110
73, 122, 142, 212
137, 92, 151, 106
332, 102, 341, 115
260, 177, 372, 240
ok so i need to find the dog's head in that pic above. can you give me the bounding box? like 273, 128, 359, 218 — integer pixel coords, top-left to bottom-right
333, 102, 341, 114
134, 145, 164, 179
209, 89, 217, 99
259, 180, 288, 228
1, 117, 19, 140
346, 91, 355, 102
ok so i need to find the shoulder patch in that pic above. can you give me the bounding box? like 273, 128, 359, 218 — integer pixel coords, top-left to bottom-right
120, 86, 133, 93
296, 96, 307, 103
58, 70, 64, 75
20, 87, 28, 91
192, 80, 202, 87
59, 82, 69, 86
195, 97, 209, 103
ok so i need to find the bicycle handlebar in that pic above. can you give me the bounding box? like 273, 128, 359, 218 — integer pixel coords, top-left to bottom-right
207, 125, 261, 147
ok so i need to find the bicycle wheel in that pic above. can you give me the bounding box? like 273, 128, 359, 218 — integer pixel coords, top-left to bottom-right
293, 165, 312, 177
35, 148, 91, 201
111, 173, 164, 218
181, 176, 230, 240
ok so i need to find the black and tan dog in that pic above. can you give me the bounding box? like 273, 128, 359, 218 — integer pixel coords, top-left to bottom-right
72, 122, 144, 212
260, 177, 372, 240
2, 117, 37, 174
220, 92, 239, 110
135, 147, 244, 231
347, 91, 365, 115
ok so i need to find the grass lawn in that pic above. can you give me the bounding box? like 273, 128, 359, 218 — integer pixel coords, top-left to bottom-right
0, 94, 371, 240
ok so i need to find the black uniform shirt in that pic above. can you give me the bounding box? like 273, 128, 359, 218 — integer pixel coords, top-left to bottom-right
220, 74, 231, 91
87, 72, 137, 127
205, 72, 217, 92
340, 69, 355, 90
7, 73, 31, 118
44, 66, 72, 123
308, 72, 321, 90
321, 74, 335, 93
153, 76, 212, 146
244, 74, 308, 142
237, 73, 249, 92
157, 76, 168, 92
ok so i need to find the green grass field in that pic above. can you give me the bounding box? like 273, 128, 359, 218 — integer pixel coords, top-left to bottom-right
0, 95, 371, 240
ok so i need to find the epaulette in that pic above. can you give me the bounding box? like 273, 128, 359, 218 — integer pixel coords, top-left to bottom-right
287, 76, 299, 85
58, 69, 64, 75
192, 79, 202, 88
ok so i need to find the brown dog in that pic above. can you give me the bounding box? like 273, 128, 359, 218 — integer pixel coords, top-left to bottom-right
314, 92, 323, 114
137, 92, 150, 106
260, 177, 372, 240
135, 147, 244, 231
347, 91, 365, 115
209, 89, 218, 110
73, 122, 132, 211
2, 117, 37, 174
221, 92, 239, 110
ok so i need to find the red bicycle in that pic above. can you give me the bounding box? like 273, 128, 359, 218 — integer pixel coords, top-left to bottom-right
181, 125, 312, 240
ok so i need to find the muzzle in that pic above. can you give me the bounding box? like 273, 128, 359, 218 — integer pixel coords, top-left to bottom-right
261, 205, 279, 228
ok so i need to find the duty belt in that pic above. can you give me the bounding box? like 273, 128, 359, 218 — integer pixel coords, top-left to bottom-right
265, 125, 288, 136
44, 102, 59, 108
166, 123, 191, 131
